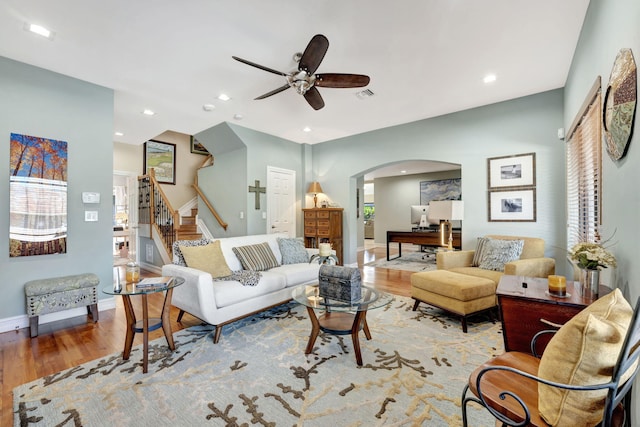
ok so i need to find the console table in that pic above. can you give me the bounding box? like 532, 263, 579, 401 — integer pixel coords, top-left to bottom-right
497, 275, 611, 355
386, 230, 461, 260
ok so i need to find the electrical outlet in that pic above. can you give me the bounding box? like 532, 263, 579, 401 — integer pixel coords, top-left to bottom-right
146, 244, 153, 262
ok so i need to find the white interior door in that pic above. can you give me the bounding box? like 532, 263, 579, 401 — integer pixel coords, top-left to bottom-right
267, 166, 295, 235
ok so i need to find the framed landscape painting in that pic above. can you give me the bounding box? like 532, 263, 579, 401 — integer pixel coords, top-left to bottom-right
488, 188, 536, 222
487, 152, 536, 189
144, 140, 176, 184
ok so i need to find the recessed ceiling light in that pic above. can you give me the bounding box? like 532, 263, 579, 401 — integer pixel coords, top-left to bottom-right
114, 132, 124, 137
400, 170, 407, 174
218, 94, 230, 101
25, 23, 54, 40
483, 74, 497, 84
202, 104, 215, 112
233, 113, 243, 120
303, 127, 311, 133
142, 109, 155, 116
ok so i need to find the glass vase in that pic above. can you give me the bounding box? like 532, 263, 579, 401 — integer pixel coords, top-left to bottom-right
581, 268, 600, 300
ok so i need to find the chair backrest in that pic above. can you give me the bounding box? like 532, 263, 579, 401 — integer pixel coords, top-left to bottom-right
485, 235, 545, 259
605, 296, 640, 425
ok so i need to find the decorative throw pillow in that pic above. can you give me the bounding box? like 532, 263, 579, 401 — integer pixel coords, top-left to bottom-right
471, 237, 490, 267
538, 289, 633, 427
477, 238, 524, 271
179, 240, 232, 278
277, 237, 309, 264
232, 242, 279, 271
172, 238, 211, 266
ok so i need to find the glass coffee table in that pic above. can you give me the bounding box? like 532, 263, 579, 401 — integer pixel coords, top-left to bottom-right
103, 277, 184, 373
292, 284, 394, 366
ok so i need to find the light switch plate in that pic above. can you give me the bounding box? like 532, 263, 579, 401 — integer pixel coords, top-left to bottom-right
82, 192, 100, 203
85, 211, 98, 221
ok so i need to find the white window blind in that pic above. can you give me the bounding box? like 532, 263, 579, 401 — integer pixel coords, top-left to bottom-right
566, 77, 602, 249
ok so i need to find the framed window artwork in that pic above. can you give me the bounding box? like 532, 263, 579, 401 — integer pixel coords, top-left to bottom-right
487, 152, 536, 189
488, 188, 536, 222
144, 140, 176, 184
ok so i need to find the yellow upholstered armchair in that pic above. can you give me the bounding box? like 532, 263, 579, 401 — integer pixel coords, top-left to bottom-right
436, 235, 556, 286
462, 290, 640, 427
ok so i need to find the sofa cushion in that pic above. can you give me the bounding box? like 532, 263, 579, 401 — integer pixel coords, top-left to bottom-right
232, 242, 280, 271
477, 238, 524, 271
448, 266, 504, 285
212, 273, 287, 308
270, 263, 320, 287
538, 289, 633, 427
179, 240, 232, 278
471, 237, 490, 267
277, 237, 309, 264
172, 238, 211, 266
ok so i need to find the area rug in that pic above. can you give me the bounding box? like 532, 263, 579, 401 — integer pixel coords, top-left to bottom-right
364, 251, 438, 272
14, 296, 501, 426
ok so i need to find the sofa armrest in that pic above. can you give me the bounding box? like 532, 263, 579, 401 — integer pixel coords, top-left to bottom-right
504, 257, 556, 278
436, 250, 475, 270
162, 264, 217, 322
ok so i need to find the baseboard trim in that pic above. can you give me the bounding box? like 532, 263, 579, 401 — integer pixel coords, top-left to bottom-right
0, 298, 117, 334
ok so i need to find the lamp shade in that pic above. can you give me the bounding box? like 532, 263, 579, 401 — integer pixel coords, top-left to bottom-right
428, 200, 464, 221
307, 182, 324, 194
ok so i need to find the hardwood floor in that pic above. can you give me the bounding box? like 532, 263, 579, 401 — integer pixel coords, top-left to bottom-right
1, 242, 413, 426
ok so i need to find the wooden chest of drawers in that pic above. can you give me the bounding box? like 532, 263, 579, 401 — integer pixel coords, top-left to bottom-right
302, 208, 343, 264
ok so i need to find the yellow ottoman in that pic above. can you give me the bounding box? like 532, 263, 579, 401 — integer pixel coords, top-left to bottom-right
411, 270, 497, 332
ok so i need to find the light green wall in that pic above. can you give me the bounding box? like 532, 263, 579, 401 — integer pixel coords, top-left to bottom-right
0, 57, 114, 320
564, 0, 640, 307
312, 89, 566, 266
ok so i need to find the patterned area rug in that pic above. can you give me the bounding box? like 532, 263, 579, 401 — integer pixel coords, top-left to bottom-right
14, 296, 501, 426
364, 251, 438, 272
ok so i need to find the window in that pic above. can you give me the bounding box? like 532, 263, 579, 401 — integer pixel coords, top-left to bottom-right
566, 77, 602, 249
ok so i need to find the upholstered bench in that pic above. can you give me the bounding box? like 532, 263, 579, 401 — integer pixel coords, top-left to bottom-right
25, 273, 100, 337
410, 270, 496, 332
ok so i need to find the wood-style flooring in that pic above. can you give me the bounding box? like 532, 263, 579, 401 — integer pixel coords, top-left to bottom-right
1, 242, 414, 426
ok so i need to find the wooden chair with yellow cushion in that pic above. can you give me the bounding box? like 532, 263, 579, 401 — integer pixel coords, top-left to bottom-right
461, 289, 640, 427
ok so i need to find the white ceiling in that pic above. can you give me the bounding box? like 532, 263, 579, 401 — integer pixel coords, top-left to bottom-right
0, 1, 589, 147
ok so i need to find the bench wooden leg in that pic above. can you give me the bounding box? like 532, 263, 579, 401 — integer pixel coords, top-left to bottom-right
29, 316, 39, 338
412, 298, 421, 311
461, 316, 468, 333
87, 304, 99, 322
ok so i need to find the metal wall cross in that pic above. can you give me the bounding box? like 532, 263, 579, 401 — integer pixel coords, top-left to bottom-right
248, 180, 266, 210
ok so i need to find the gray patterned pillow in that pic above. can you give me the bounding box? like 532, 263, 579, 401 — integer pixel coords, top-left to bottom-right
277, 237, 309, 264
172, 238, 212, 266
232, 242, 279, 271
478, 238, 525, 271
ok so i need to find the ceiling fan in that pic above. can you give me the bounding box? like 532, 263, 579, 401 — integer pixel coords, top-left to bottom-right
233, 34, 370, 110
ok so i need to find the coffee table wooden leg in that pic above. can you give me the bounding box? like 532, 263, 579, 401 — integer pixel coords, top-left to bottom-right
142, 294, 149, 374
305, 306, 320, 355
351, 310, 368, 366
161, 288, 175, 351
363, 315, 372, 340
122, 295, 136, 360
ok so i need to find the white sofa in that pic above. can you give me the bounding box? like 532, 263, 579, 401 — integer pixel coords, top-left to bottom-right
162, 233, 321, 343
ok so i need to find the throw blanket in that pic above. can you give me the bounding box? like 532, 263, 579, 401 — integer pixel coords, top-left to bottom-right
214, 270, 261, 286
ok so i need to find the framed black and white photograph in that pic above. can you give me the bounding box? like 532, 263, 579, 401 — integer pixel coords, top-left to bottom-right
487, 152, 536, 189
144, 140, 176, 184
488, 188, 536, 222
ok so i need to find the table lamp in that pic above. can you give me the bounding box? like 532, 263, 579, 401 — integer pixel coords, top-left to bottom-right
307, 181, 324, 208
428, 200, 464, 250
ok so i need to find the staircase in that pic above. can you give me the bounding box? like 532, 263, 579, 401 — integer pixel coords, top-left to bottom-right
176, 208, 202, 241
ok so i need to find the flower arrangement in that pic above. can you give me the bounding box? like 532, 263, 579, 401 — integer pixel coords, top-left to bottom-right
569, 242, 617, 270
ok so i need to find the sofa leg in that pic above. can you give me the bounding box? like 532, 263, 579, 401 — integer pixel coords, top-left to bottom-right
29, 316, 39, 338
177, 310, 185, 322
213, 326, 222, 344
412, 299, 421, 311
461, 317, 468, 333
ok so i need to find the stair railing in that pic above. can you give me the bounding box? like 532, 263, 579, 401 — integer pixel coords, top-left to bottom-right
193, 154, 228, 230
138, 168, 179, 256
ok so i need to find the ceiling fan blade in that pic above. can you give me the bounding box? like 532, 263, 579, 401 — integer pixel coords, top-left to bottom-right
299, 34, 329, 75
254, 84, 291, 100
232, 56, 287, 76
304, 86, 325, 110
315, 73, 370, 88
